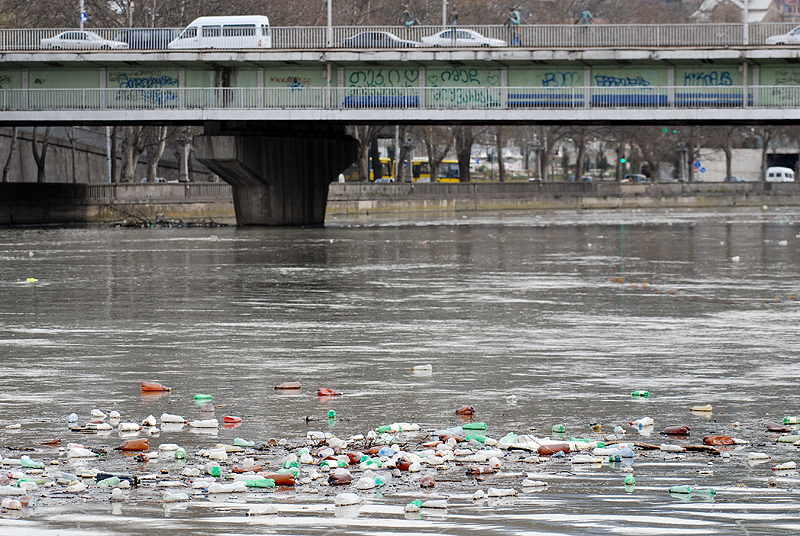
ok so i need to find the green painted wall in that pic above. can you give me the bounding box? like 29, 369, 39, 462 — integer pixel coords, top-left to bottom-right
0, 71, 22, 90
30, 69, 100, 89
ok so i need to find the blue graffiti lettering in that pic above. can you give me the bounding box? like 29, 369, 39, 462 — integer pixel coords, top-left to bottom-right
683, 71, 733, 86
594, 75, 651, 87
542, 72, 580, 87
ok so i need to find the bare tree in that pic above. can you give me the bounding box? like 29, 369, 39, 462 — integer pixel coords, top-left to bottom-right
2, 127, 19, 183
419, 126, 454, 181
704, 126, 742, 181
122, 126, 146, 183
65, 127, 78, 183
145, 126, 173, 182
455, 125, 484, 183
31, 126, 51, 183
495, 126, 506, 182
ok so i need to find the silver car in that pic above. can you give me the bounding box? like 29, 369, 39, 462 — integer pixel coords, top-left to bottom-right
41, 31, 129, 50
421, 29, 506, 47
765, 26, 800, 45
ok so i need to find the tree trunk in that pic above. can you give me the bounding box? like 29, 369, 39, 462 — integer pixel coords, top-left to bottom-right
66, 127, 77, 184
2, 127, 19, 183
146, 126, 169, 182
110, 126, 119, 184
574, 128, 587, 180
123, 126, 144, 183
455, 126, 474, 183
496, 126, 505, 182
31, 126, 51, 183
370, 137, 381, 180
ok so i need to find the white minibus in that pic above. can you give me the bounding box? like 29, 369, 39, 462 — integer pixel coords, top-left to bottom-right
765, 166, 795, 182
168, 16, 271, 49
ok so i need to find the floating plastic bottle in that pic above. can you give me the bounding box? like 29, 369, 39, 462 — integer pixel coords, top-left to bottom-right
462, 422, 487, 431
174, 448, 186, 460
20, 456, 43, 469
690, 405, 713, 412
273, 382, 301, 390
233, 438, 255, 447
608, 447, 634, 462
552, 424, 566, 433
465, 433, 487, 443
188, 419, 219, 428
624, 474, 635, 486
631, 391, 650, 398
207, 482, 246, 493
783, 416, 800, 425
668, 484, 692, 494
244, 478, 275, 488
141, 382, 170, 392
117, 438, 149, 451
748, 452, 771, 460
630, 417, 654, 428
193, 394, 213, 400
773, 461, 797, 471
692, 487, 716, 496
777, 434, 800, 443
163, 491, 189, 502
97, 476, 120, 487
160, 413, 185, 423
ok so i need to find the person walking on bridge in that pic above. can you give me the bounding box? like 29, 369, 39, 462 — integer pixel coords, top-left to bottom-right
504, 7, 523, 46
576, 7, 594, 25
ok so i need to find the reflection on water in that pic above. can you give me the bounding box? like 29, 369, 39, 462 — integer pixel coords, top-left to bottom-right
1, 207, 800, 535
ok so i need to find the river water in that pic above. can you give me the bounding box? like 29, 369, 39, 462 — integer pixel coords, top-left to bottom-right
1, 206, 800, 535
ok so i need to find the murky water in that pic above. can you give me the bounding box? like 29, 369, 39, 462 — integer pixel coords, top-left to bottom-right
2, 206, 800, 535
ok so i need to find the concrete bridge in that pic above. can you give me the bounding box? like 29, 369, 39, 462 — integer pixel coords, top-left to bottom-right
3, 27, 800, 225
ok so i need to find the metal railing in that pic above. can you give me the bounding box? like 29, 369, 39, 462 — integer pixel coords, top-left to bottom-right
3, 86, 799, 111
1, 23, 799, 51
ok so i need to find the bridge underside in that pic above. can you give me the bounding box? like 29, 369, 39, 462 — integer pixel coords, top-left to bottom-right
194, 124, 357, 226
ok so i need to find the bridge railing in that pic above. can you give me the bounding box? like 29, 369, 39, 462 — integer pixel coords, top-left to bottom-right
3, 86, 799, 111
1, 23, 799, 51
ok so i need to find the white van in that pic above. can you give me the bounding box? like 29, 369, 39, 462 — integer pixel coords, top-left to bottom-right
765, 166, 795, 182
168, 16, 271, 49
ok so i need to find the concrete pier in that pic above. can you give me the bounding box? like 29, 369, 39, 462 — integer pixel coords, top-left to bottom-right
194, 126, 357, 226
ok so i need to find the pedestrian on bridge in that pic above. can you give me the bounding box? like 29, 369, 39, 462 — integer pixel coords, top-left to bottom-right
504, 7, 523, 46
576, 7, 594, 25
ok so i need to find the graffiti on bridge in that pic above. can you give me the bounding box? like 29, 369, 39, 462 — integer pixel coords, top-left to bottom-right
594, 75, 652, 87
109, 71, 179, 106
683, 71, 733, 86
430, 87, 500, 107
542, 71, 581, 87
348, 69, 419, 87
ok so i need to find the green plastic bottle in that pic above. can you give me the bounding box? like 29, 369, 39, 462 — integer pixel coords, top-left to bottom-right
174, 448, 186, 460
97, 476, 120, 487
624, 474, 635, 486
552, 424, 566, 433
692, 487, 716, 496
631, 391, 650, 398
783, 416, 800, 425
328, 410, 336, 419
210, 466, 221, 478
244, 478, 275, 488
282, 459, 299, 469
465, 433, 487, 443
234, 438, 255, 447
194, 394, 213, 400
20, 456, 44, 469
668, 484, 691, 494
462, 422, 487, 430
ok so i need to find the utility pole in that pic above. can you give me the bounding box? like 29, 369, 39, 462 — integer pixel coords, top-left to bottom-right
79, 0, 85, 31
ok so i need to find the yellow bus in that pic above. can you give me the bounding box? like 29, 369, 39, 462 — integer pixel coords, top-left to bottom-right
411, 157, 460, 183
341, 157, 395, 182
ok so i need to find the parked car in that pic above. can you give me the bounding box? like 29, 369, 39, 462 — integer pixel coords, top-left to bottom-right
765, 26, 800, 45
622, 174, 650, 183
374, 178, 395, 183
421, 29, 506, 47
726, 176, 748, 182
341, 31, 419, 48
765, 166, 795, 182
40, 31, 129, 50
112, 28, 179, 50
414, 177, 441, 183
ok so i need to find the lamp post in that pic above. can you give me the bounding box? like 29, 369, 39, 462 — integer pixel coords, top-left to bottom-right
443, 0, 447, 27
327, 0, 332, 48
743, 0, 749, 45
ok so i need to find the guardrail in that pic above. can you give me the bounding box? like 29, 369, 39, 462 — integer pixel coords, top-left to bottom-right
2, 86, 798, 111
1, 23, 798, 51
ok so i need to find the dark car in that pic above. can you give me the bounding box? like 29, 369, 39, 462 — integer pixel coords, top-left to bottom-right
341, 31, 419, 48
112, 28, 180, 50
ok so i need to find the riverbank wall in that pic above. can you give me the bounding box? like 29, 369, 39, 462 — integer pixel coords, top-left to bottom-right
2, 181, 800, 226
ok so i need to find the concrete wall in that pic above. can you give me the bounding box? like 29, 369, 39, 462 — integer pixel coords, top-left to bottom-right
694, 148, 766, 182
0, 128, 212, 184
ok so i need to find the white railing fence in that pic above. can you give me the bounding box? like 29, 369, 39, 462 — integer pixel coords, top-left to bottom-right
0, 23, 798, 51
2, 86, 799, 111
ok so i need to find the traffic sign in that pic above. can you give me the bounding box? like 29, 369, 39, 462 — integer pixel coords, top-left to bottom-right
80, 12, 88, 22
694, 161, 701, 168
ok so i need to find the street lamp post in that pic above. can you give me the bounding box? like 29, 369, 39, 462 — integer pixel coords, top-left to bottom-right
327, 0, 332, 47
443, 0, 447, 27
743, 0, 749, 45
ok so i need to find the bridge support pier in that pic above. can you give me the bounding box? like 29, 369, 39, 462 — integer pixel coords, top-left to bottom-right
194, 126, 357, 226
